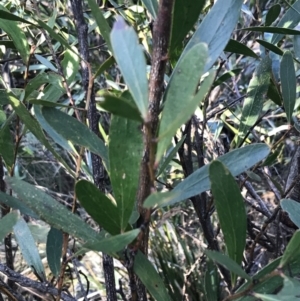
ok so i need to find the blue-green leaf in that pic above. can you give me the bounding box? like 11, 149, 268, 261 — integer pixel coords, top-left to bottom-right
155, 144, 269, 208
76, 180, 121, 235
134, 251, 172, 301
281, 199, 300, 229
46, 227, 63, 277
109, 116, 143, 230
86, 0, 112, 51
280, 51, 296, 124
178, 0, 244, 72
0, 211, 19, 241
237, 56, 271, 146
14, 218, 45, 281
41, 107, 109, 170
156, 43, 212, 163
141, 0, 158, 18
271, 0, 300, 44
209, 161, 247, 283
280, 230, 300, 269
110, 17, 148, 120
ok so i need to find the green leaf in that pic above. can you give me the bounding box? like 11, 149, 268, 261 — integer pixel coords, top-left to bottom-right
0, 5, 30, 64
265, 4, 281, 26
209, 161, 247, 282
158, 143, 269, 208
280, 51, 296, 124
24, 73, 63, 100
205, 250, 251, 281
0, 119, 14, 168
204, 260, 219, 301
237, 56, 271, 146
34, 54, 58, 72
97, 94, 142, 122
281, 199, 300, 229
110, 17, 148, 120
267, 79, 282, 106
84, 229, 140, 253
254, 277, 300, 301
256, 39, 284, 56
34, 105, 72, 153
76, 180, 121, 235
109, 116, 143, 230
61, 47, 80, 84
0, 191, 38, 219
169, 0, 205, 59
0, 211, 19, 241
156, 43, 212, 163
41, 107, 109, 170
244, 26, 300, 36
86, 0, 112, 52
6, 177, 101, 243
0, 9, 34, 24
35, 19, 78, 55
141, 0, 158, 18
134, 251, 172, 301
14, 218, 46, 281
280, 230, 300, 268
178, 0, 244, 72
7, 92, 73, 175
271, 0, 300, 44
224, 39, 258, 58
46, 227, 63, 277
294, 35, 300, 60
143, 190, 180, 208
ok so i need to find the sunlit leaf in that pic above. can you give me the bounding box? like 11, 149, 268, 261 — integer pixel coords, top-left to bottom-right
237, 56, 271, 146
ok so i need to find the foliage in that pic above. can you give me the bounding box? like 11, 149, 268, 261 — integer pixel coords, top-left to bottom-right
0, 0, 300, 300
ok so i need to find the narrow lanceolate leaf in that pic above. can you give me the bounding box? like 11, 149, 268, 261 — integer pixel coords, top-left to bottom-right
41, 107, 109, 170
76, 180, 121, 235
46, 228, 63, 277
0, 119, 14, 168
265, 4, 281, 26
205, 250, 250, 281
0, 5, 30, 64
280, 51, 296, 124
156, 144, 269, 208
271, 0, 300, 44
7, 93, 73, 175
169, 0, 205, 59
156, 43, 210, 163
294, 35, 300, 60
281, 199, 300, 229
83, 229, 140, 253
110, 17, 148, 120
209, 161, 247, 283
224, 39, 258, 58
109, 116, 143, 230
98, 94, 142, 122
6, 177, 101, 244
14, 218, 46, 281
134, 251, 172, 301
177, 0, 243, 72
280, 230, 300, 268
0, 211, 19, 241
86, 0, 112, 51
0, 191, 38, 219
237, 56, 271, 146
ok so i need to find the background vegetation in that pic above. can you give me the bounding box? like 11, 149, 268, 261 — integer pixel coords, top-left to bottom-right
1, 0, 300, 300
